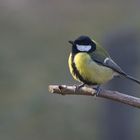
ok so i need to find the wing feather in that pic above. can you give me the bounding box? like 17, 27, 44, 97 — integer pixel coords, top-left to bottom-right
91, 52, 126, 75
103, 57, 126, 75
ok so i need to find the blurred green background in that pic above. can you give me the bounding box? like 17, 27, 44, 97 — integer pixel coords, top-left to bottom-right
1, 0, 140, 140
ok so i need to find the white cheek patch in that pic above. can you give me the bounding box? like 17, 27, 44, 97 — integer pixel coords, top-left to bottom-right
76, 44, 92, 52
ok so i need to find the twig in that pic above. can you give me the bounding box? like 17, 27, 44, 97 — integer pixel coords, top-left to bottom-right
48, 85, 140, 109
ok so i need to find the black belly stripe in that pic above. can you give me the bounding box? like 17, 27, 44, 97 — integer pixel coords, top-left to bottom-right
71, 53, 95, 85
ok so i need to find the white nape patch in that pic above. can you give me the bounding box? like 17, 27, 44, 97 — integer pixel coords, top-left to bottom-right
104, 57, 110, 64
76, 44, 91, 52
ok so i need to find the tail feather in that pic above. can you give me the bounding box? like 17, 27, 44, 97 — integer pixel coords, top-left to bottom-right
123, 74, 140, 85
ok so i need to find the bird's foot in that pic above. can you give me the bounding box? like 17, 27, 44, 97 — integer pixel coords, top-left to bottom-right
93, 85, 101, 96
74, 83, 85, 92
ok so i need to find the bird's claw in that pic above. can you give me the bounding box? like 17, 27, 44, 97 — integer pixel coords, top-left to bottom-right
93, 85, 101, 96
74, 83, 85, 92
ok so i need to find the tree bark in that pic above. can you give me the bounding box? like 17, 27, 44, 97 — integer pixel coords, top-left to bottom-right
48, 85, 140, 109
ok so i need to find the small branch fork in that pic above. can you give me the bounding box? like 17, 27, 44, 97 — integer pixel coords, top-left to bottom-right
48, 85, 140, 109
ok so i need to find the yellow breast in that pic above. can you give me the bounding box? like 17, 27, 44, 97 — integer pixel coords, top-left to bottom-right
68, 53, 115, 85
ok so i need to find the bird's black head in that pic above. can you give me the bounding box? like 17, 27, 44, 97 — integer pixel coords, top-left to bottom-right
69, 35, 96, 54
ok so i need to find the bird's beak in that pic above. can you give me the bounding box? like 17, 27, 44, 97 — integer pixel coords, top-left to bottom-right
68, 40, 74, 45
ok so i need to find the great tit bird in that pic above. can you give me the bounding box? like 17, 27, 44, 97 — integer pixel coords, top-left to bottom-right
68, 35, 140, 91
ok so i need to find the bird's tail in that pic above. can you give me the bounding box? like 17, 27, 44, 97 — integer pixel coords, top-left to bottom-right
123, 74, 140, 85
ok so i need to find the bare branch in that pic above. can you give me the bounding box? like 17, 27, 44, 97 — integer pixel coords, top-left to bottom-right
48, 85, 140, 109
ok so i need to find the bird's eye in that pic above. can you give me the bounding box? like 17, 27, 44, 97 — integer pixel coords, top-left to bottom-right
76, 44, 92, 52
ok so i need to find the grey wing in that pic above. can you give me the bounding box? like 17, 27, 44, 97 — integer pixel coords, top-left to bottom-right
103, 58, 126, 74
91, 53, 140, 84
92, 55, 126, 75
